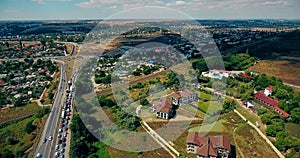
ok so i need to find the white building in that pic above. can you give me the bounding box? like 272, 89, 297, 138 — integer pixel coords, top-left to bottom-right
264, 86, 273, 96
201, 70, 244, 80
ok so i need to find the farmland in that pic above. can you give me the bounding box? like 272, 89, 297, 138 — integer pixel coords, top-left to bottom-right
248, 59, 300, 88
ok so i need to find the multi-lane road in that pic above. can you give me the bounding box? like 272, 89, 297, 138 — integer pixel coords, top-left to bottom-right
34, 62, 67, 158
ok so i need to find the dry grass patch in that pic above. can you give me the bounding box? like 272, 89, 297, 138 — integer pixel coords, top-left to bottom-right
248, 59, 300, 87
0, 102, 41, 124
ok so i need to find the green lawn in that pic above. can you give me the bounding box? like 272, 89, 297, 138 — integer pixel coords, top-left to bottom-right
285, 123, 300, 139
236, 107, 259, 124
198, 100, 222, 115
188, 119, 226, 133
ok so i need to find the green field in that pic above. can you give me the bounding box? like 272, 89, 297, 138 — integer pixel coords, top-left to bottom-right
198, 100, 222, 115
285, 123, 300, 139
189, 119, 226, 133
0, 116, 36, 157
172, 112, 279, 158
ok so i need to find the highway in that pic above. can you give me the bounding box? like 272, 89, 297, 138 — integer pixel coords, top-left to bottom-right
34, 62, 67, 158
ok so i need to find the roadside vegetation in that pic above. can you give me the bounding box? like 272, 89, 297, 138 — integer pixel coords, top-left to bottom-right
0, 106, 50, 158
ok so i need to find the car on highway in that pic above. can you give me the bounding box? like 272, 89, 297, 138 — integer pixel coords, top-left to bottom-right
36, 153, 42, 158
55, 152, 60, 157
62, 142, 66, 147
55, 145, 59, 150
43, 138, 47, 143
61, 137, 66, 142
48, 136, 53, 141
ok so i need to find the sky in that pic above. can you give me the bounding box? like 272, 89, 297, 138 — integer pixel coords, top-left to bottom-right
0, 0, 299, 20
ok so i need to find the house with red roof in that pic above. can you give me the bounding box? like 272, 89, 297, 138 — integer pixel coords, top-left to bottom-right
186, 132, 231, 158
254, 91, 290, 118
0, 80, 4, 86
264, 86, 273, 96
39, 69, 46, 74
171, 89, 198, 106
242, 73, 251, 79
152, 98, 175, 119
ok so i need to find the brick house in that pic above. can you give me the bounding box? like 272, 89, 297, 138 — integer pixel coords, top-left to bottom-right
152, 98, 175, 119
254, 91, 290, 118
186, 132, 231, 158
171, 89, 198, 106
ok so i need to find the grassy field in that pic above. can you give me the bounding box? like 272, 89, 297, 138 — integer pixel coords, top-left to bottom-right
0, 113, 48, 157
248, 59, 300, 88
169, 112, 279, 158
285, 123, 300, 139
188, 119, 226, 133
234, 123, 278, 158
197, 91, 222, 115
0, 102, 41, 124
98, 108, 173, 158
235, 107, 266, 132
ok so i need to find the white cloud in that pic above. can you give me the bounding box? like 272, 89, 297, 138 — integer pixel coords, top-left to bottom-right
49, 0, 72, 2
109, 5, 118, 9
75, 0, 120, 8
2, 9, 18, 13
32, 0, 46, 4
76, 0, 165, 8
175, 1, 187, 6
261, 0, 288, 6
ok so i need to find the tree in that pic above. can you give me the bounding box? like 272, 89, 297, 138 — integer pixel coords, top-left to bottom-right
275, 89, 289, 100
140, 98, 149, 106
6, 137, 19, 145
25, 120, 36, 134
266, 125, 277, 137
0, 149, 14, 158
290, 108, 300, 125
222, 98, 236, 113
40, 39, 47, 46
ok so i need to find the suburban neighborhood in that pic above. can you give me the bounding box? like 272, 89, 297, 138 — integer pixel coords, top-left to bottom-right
0, 2, 300, 158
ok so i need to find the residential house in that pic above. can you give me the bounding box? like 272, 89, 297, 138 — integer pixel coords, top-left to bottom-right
201, 70, 244, 80
152, 98, 174, 119
186, 132, 231, 158
171, 89, 198, 106
264, 86, 272, 96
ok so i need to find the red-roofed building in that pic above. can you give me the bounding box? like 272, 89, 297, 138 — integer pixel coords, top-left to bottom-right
39, 69, 46, 74
0, 80, 4, 86
242, 74, 251, 79
186, 132, 231, 158
254, 92, 290, 118
171, 89, 197, 106
152, 98, 175, 119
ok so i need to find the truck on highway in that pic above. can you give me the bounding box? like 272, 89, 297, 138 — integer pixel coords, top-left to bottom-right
70, 85, 74, 92
61, 111, 66, 119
